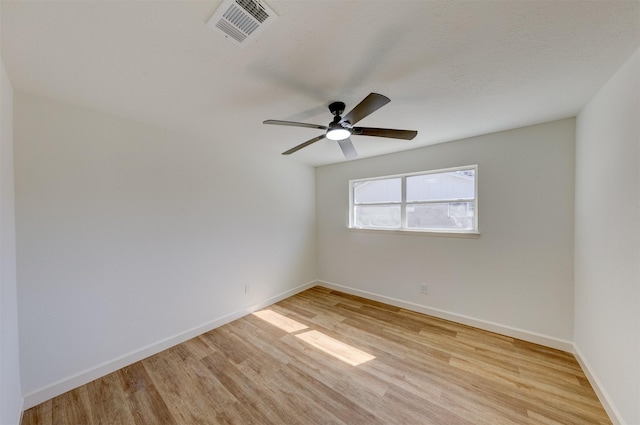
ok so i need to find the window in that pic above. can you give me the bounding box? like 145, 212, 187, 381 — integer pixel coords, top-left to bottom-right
350, 165, 477, 234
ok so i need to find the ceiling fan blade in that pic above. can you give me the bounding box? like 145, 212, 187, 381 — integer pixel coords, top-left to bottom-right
264, 120, 328, 130
342, 93, 390, 125
337, 138, 358, 160
282, 135, 326, 155
353, 127, 417, 140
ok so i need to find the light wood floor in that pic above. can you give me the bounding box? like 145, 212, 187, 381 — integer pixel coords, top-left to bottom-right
22, 286, 611, 425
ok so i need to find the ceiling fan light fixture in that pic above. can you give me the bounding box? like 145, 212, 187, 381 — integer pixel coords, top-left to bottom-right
326, 122, 351, 140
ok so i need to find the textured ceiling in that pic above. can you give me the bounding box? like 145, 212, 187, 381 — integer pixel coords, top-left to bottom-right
2, 1, 639, 166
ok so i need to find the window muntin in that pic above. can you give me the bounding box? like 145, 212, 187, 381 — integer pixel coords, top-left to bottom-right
350, 166, 477, 233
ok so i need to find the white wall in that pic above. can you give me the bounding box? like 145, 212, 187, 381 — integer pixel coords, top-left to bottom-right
14, 92, 317, 406
316, 119, 576, 347
575, 48, 639, 425
1, 56, 23, 423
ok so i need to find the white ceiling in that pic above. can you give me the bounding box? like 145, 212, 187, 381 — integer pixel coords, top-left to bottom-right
2, 0, 639, 166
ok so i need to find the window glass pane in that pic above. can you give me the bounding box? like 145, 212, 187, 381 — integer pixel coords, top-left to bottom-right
406, 202, 474, 230
406, 170, 475, 202
354, 178, 401, 204
354, 205, 401, 228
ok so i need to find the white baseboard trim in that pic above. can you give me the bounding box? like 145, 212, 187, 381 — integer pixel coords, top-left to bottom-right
572, 344, 623, 425
318, 281, 626, 424
22, 280, 317, 410
318, 280, 574, 352
21, 280, 623, 425
13, 397, 24, 425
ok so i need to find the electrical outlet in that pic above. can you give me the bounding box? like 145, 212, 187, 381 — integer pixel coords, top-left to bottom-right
420, 284, 428, 294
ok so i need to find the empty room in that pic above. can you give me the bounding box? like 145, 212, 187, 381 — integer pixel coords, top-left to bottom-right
1, 1, 638, 424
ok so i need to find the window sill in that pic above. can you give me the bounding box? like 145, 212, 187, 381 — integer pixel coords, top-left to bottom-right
347, 227, 481, 238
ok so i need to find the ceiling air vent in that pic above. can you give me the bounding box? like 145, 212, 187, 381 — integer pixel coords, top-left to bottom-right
207, 0, 278, 47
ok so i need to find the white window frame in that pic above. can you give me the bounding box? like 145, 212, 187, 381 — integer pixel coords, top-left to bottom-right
349, 165, 479, 237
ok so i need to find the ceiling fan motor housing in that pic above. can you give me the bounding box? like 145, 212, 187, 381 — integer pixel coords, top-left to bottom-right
326, 101, 352, 140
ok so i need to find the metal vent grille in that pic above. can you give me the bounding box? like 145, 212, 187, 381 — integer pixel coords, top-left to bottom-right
236, 0, 269, 23
207, 0, 277, 47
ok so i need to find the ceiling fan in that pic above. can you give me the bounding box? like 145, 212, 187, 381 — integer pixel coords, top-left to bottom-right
263, 93, 417, 159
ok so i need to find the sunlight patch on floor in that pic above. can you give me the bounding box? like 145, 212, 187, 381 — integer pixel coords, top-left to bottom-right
253, 309, 375, 366
252, 309, 308, 333
295, 330, 376, 366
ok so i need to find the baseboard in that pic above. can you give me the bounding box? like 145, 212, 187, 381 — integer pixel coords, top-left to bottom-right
22, 280, 317, 410
13, 397, 24, 425
572, 344, 623, 425
21, 279, 620, 424
318, 280, 574, 352
317, 281, 625, 424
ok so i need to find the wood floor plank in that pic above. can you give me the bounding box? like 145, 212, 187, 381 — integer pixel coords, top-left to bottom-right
381, 385, 474, 425
144, 349, 237, 424
84, 372, 136, 425
22, 286, 612, 425
21, 399, 53, 425
51, 388, 94, 425
117, 363, 178, 425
